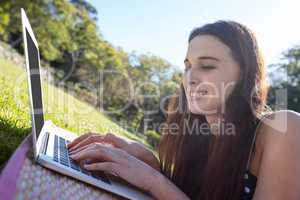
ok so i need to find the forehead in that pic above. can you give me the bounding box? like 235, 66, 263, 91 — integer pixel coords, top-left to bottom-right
186, 35, 232, 60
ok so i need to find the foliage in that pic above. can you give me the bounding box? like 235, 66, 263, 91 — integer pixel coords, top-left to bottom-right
145, 130, 161, 149
268, 45, 300, 112
0, 0, 182, 138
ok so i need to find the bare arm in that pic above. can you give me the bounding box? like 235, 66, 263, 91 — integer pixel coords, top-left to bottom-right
150, 171, 190, 200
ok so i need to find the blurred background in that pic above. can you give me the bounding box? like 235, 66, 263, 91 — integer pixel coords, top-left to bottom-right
0, 0, 299, 169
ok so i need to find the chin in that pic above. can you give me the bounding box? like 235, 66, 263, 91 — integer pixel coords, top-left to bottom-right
188, 104, 218, 115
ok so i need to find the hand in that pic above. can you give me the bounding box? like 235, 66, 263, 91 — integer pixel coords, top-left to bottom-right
69, 141, 190, 200
67, 132, 160, 171
69, 142, 161, 195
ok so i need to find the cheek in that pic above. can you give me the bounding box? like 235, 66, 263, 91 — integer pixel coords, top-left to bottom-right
221, 71, 240, 102
223, 81, 237, 101
215, 75, 239, 108
182, 76, 187, 89
201, 78, 236, 109
182, 69, 239, 114
214, 64, 240, 97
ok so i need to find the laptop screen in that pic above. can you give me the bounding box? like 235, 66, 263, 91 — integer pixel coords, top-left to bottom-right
26, 28, 44, 138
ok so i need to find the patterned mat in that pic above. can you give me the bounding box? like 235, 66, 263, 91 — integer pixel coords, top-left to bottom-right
0, 135, 126, 200
14, 159, 122, 200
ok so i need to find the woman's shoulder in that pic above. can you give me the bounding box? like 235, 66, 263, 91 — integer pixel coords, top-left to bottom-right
251, 110, 300, 198
258, 109, 300, 137
257, 109, 300, 150
254, 109, 300, 168
249, 110, 300, 176
261, 109, 300, 123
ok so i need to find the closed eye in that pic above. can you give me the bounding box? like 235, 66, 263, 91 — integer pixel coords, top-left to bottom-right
201, 65, 215, 70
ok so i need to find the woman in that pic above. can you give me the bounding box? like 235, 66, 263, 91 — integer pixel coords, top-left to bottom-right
67, 21, 300, 200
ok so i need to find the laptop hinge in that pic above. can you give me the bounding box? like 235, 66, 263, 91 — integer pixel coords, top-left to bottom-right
40, 132, 50, 155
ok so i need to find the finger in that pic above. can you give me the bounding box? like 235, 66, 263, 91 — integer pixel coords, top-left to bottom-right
84, 162, 121, 176
67, 132, 94, 149
67, 132, 96, 149
70, 148, 104, 163
69, 141, 93, 155
103, 133, 128, 148
69, 134, 104, 152
71, 143, 127, 164
70, 141, 116, 155
70, 133, 127, 152
69, 141, 112, 158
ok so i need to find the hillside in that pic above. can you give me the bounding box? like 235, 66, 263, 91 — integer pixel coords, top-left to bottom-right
0, 57, 148, 169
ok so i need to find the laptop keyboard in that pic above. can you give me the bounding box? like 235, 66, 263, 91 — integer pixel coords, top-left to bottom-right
53, 135, 111, 184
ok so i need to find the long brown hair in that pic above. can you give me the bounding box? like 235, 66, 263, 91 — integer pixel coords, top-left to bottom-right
158, 21, 272, 199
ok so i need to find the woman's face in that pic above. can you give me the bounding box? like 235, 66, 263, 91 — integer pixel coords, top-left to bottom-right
183, 35, 241, 115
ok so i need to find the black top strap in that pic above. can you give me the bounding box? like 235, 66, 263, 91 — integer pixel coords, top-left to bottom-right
246, 118, 262, 170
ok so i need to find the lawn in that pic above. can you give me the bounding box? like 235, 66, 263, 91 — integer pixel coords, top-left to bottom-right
0, 58, 148, 170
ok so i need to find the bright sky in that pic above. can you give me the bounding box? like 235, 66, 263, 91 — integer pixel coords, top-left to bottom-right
90, 0, 300, 70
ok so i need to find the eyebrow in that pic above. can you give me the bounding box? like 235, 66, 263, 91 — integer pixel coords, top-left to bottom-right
184, 56, 220, 63
197, 56, 220, 61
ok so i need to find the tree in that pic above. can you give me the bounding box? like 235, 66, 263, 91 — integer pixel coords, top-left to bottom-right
0, 0, 183, 141
268, 45, 300, 112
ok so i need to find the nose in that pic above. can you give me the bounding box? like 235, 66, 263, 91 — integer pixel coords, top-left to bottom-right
186, 69, 201, 86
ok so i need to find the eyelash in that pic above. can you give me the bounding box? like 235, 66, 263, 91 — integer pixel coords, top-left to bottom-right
200, 65, 215, 70
184, 64, 215, 72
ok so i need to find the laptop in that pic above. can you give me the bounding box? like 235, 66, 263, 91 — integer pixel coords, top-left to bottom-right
21, 8, 152, 200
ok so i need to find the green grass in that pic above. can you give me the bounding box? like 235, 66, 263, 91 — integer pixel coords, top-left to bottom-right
0, 58, 147, 169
